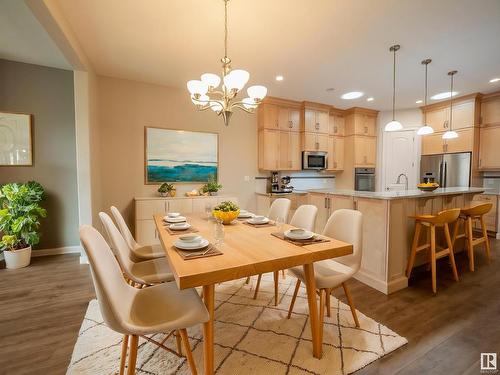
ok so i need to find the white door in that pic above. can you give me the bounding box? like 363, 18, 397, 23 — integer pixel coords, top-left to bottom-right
383, 130, 418, 191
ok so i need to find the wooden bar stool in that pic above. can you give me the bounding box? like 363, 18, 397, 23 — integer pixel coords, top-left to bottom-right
406, 208, 460, 293
452, 203, 492, 271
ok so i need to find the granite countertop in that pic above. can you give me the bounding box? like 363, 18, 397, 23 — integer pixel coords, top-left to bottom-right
306, 187, 488, 200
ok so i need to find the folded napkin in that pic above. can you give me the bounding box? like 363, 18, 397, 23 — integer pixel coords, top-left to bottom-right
164, 226, 199, 235
173, 244, 222, 260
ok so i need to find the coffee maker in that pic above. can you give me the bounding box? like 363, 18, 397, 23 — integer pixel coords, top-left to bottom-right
268, 171, 280, 193
280, 175, 293, 193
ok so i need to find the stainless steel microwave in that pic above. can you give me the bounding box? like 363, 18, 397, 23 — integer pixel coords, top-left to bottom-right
302, 151, 327, 170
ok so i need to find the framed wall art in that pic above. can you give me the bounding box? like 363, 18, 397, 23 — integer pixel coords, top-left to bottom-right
144, 127, 218, 184
0, 112, 33, 166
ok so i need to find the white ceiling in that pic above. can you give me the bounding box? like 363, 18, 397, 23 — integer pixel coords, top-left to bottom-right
0, 0, 70, 70
54, 0, 500, 109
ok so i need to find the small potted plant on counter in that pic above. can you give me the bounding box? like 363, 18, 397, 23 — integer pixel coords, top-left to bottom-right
0, 181, 47, 269
201, 175, 222, 196
158, 183, 176, 197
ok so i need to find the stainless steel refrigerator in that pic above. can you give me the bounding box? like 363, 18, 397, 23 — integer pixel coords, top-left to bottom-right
420, 152, 471, 187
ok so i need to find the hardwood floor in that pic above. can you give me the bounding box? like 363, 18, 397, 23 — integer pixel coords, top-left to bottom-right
0, 239, 499, 375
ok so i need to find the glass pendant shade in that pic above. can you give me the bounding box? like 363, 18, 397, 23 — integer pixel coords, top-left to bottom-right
201, 73, 221, 89
417, 125, 434, 135
247, 85, 267, 100
442, 130, 458, 139
384, 120, 403, 132
191, 94, 209, 106
223, 69, 250, 91
187, 80, 208, 95
210, 102, 223, 113
242, 97, 258, 109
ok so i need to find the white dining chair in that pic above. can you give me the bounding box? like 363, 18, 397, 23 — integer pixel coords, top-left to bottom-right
267, 198, 291, 222
289, 204, 318, 231
253, 202, 316, 306
80, 225, 208, 375
111, 206, 164, 261
99, 212, 174, 286
287, 209, 363, 350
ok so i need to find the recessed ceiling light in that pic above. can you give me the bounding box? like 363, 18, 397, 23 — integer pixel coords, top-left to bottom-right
366, 97, 374, 102
341, 91, 364, 100
415, 99, 423, 104
275, 75, 284, 81
430, 91, 458, 100
490, 78, 500, 83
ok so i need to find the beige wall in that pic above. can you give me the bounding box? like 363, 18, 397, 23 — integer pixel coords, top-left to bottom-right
96, 76, 260, 228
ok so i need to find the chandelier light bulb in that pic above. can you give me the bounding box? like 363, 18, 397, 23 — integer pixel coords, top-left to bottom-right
210, 102, 223, 113
442, 130, 458, 139
242, 97, 258, 109
187, 80, 208, 95
417, 125, 434, 135
384, 120, 403, 132
201, 73, 221, 90
247, 85, 267, 100
191, 94, 209, 107
223, 69, 250, 92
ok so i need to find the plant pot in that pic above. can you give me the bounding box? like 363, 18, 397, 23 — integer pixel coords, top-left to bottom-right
159, 192, 168, 197
4, 246, 31, 269
209, 192, 218, 196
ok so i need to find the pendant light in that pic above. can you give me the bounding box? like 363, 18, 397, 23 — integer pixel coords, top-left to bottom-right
417, 59, 434, 135
442, 70, 459, 139
384, 44, 403, 131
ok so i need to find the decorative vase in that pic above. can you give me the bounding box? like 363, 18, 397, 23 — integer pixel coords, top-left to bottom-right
4, 246, 31, 269
209, 191, 218, 196
159, 192, 168, 197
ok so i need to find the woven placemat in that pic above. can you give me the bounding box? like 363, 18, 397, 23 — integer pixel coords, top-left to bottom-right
242, 221, 276, 228
173, 244, 222, 260
163, 226, 199, 235
271, 232, 330, 246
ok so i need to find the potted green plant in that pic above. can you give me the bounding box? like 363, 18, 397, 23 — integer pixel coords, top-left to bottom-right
0, 181, 47, 269
158, 183, 176, 197
201, 176, 222, 196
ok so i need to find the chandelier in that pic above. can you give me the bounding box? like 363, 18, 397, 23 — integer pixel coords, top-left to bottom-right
186, 0, 267, 126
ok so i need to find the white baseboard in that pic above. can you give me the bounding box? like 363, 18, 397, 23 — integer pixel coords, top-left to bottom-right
31, 245, 83, 257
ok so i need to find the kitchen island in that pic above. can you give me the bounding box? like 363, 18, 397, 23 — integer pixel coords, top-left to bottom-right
307, 187, 486, 294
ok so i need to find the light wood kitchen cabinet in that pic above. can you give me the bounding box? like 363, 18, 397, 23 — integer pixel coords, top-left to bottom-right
479, 125, 500, 169
304, 109, 329, 134
258, 129, 280, 170
354, 136, 376, 167
425, 107, 449, 132
329, 114, 345, 136
279, 131, 301, 170
352, 114, 377, 136
451, 101, 474, 130
422, 128, 474, 155
471, 194, 498, 233
481, 95, 500, 125
258, 103, 279, 129
423, 97, 476, 132
278, 107, 300, 132
303, 132, 328, 151
421, 132, 445, 155
328, 136, 344, 170
309, 193, 354, 233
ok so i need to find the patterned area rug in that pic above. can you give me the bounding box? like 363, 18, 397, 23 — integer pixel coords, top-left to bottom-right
67, 275, 407, 374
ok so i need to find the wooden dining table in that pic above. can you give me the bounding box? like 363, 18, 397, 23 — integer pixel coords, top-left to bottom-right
154, 213, 353, 375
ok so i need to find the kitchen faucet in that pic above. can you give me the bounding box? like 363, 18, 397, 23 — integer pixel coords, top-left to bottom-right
396, 173, 409, 191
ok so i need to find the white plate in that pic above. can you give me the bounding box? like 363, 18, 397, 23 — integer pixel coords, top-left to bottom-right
284, 229, 314, 240
169, 223, 191, 231
167, 212, 180, 218
164, 216, 186, 223
174, 238, 209, 251
247, 217, 269, 225
238, 212, 254, 218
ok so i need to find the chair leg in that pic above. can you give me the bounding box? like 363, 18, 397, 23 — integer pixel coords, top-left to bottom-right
451, 217, 461, 245
287, 279, 301, 319
480, 216, 492, 263
282, 269, 286, 279
253, 274, 262, 299
342, 282, 360, 327
175, 330, 183, 356
319, 289, 326, 346
119, 335, 129, 375
325, 288, 331, 317
430, 225, 437, 294
273, 271, 279, 306
127, 335, 139, 375
179, 329, 197, 375
444, 223, 459, 282
406, 222, 421, 278
467, 217, 475, 271
245, 276, 250, 284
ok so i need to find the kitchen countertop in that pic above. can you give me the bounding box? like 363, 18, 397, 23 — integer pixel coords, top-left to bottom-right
306, 187, 488, 200
255, 191, 309, 197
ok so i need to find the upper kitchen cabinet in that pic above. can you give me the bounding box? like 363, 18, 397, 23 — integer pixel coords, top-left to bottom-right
329, 110, 345, 136
278, 106, 300, 132
258, 129, 280, 170
328, 136, 344, 170
354, 136, 377, 167
258, 103, 279, 129
303, 132, 329, 152
302, 102, 330, 134
479, 92, 500, 170
345, 112, 377, 136
279, 131, 301, 170
481, 92, 500, 125
421, 128, 475, 155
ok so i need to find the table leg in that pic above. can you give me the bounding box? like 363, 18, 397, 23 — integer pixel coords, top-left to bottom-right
303, 263, 322, 358
202, 284, 215, 375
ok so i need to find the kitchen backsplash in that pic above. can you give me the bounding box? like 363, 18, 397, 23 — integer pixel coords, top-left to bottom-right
483, 172, 500, 194
255, 171, 335, 193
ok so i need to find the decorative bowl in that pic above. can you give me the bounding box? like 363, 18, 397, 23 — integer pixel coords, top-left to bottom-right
417, 184, 439, 192
212, 209, 240, 224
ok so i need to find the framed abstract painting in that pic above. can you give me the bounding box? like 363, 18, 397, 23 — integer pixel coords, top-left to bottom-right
0, 112, 33, 166
144, 127, 218, 184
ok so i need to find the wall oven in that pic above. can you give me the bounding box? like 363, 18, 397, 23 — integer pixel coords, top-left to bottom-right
355, 168, 376, 192
302, 151, 327, 170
